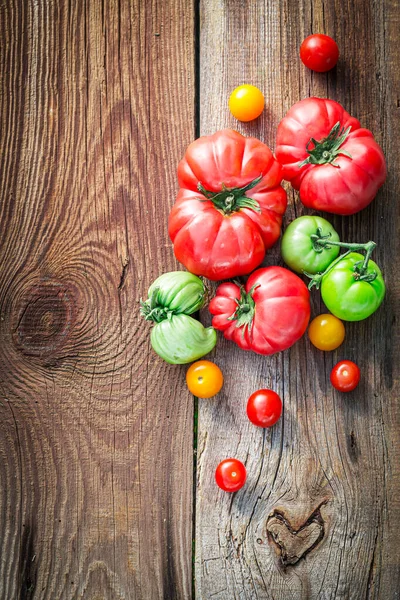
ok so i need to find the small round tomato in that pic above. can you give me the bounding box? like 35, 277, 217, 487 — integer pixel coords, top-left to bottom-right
300, 34, 339, 72
330, 360, 360, 392
186, 360, 223, 398
321, 252, 385, 321
247, 389, 282, 428
215, 458, 246, 492
281, 216, 340, 274
229, 84, 264, 121
308, 314, 345, 351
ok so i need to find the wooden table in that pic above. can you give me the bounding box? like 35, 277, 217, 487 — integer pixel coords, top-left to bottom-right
1, 1, 399, 598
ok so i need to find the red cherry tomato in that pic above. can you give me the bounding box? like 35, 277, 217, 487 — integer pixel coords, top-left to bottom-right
247, 389, 282, 428
215, 458, 246, 492
330, 360, 360, 392
300, 34, 339, 72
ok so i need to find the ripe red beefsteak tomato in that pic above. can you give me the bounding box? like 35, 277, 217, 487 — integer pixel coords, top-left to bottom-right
168, 130, 287, 281
209, 267, 310, 355
275, 98, 386, 215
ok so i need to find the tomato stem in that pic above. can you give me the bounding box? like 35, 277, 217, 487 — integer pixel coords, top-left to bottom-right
140, 300, 173, 323
140, 288, 177, 323
228, 284, 256, 329
311, 230, 376, 255
299, 121, 352, 168
305, 238, 378, 290
197, 175, 262, 215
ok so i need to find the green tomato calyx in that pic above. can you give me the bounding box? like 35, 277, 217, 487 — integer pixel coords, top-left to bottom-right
353, 258, 378, 282
197, 175, 262, 215
228, 283, 258, 330
299, 122, 352, 168
140, 287, 175, 323
310, 227, 337, 253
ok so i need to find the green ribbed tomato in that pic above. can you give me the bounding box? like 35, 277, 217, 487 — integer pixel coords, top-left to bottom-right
281, 215, 340, 274
150, 314, 217, 364
321, 252, 385, 321
141, 271, 217, 364
146, 271, 206, 316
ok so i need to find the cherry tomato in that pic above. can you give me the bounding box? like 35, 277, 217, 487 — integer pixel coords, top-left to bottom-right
186, 360, 223, 398
229, 85, 264, 121
308, 314, 345, 351
330, 360, 360, 392
300, 34, 339, 72
247, 389, 282, 428
215, 458, 246, 492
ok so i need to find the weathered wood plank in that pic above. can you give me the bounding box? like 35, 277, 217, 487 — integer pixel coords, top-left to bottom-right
196, 1, 400, 598
0, 1, 195, 598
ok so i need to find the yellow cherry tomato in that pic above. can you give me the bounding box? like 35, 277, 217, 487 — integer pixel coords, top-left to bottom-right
186, 360, 223, 398
229, 85, 265, 122
308, 314, 345, 351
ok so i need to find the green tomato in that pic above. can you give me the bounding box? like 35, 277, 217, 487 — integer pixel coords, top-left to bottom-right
281, 216, 340, 274
150, 314, 217, 364
147, 271, 205, 315
321, 252, 385, 321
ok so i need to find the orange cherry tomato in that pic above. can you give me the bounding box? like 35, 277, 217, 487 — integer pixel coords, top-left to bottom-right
186, 360, 223, 398
308, 313, 345, 351
229, 84, 264, 122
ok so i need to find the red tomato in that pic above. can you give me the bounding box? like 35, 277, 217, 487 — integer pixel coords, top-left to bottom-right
300, 34, 339, 72
168, 129, 287, 281
247, 389, 282, 427
209, 267, 310, 355
215, 458, 246, 492
276, 98, 387, 215
330, 360, 360, 392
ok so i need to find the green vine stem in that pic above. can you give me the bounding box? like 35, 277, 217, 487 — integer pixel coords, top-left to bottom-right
304, 237, 378, 290
310, 229, 376, 256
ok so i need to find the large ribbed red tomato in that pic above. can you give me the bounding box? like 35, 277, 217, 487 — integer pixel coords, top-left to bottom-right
209, 267, 310, 355
168, 129, 287, 281
275, 98, 386, 215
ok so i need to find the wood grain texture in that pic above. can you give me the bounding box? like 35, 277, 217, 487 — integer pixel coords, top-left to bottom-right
196, 1, 400, 599
0, 1, 195, 598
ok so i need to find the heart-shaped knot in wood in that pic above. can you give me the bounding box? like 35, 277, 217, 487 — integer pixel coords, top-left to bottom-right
266, 505, 325, 566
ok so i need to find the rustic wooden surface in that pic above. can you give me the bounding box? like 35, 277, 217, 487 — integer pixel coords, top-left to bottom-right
0, 1, 195, 599
196, 0, 400, 599
1, 0, 399, 599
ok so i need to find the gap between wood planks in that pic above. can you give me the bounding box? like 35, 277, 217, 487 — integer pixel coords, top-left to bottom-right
192, 1, 201, 598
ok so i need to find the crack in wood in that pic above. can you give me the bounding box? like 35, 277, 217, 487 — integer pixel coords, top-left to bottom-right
19, 523, 37, 600
117, 259, 129, 291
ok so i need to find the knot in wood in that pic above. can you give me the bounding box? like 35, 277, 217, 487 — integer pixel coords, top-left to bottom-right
266, 503, 327, 567
14, 281, 74, 357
